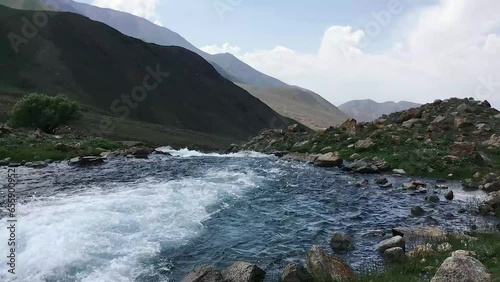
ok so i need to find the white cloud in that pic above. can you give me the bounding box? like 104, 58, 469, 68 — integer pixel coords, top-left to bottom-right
201, 43, 242, 55
91, 0, 162, 24
201, 0, 500, 107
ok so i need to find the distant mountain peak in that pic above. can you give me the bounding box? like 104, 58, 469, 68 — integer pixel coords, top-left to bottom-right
339, 99, 421, 122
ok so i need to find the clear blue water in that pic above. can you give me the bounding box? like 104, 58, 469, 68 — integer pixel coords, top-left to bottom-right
0, 149, 495, 281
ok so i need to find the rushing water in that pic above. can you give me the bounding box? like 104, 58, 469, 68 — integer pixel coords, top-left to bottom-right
0, 148, 496, 282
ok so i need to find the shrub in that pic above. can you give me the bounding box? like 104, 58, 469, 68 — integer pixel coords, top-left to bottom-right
9, 93, 80, 133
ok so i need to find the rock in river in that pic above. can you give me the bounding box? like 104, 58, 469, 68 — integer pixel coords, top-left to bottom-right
330, 232, 355, 253
280, 264, 313, 282
68, 156, 105, 166
376, 236, 405, 253
222, 262, 265, 282
182, 266, 225, 282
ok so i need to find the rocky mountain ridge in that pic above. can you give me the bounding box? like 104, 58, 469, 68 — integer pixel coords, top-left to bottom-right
242, 97, 500, 200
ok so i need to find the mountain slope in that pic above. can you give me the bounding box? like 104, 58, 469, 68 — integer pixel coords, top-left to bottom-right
0, 5, 294, 140
0, 0, 288, 88
0, 0, 349, 129
238, 84, 348, 129
339, 99, 421, 122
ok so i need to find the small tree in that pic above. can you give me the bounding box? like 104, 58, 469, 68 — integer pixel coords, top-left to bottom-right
9, 93, 80, 133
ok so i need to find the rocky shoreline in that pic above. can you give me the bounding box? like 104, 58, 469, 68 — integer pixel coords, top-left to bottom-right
181, 226, 498, 282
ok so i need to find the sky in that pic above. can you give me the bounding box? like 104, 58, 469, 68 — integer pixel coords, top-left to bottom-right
76, 0, 500, 107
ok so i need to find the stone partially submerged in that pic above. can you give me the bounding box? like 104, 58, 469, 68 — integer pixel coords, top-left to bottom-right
280, 264, 314, 282
68, 156, 105, 166
307, 246, 356, 282
182, 266, 225, 282
222, 262, 265, 282
376, 236, 405, 253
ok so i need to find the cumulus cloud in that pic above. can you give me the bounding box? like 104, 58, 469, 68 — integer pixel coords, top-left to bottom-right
201, 43, 242, 55
91, 0, 162, 24
201, 0, 500, 107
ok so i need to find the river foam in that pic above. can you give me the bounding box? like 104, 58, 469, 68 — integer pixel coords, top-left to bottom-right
0, 167, 261, 282
157, 147, 271, 159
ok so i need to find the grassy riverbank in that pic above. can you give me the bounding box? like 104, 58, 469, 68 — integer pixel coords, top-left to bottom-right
356, 231, 500, 282
0, 130, 126, 162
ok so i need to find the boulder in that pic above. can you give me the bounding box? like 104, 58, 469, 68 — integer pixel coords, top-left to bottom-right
225, 144, 240, 154
345, 157, 390, 174
354, 139, 375, 150
26, 161, 48, 169
483, 181, 500, 193
128, 147, 152, 159
427, 195, 440, 203
392, 227, 446, 242
314, 153, 343, 167
0, 158, 11, 166
431, 250, 491, 282
0, 124, 13, 135
450, 142, 476, 155
403, 181, 426, 190
480, 100, 491, 108
399, 108, 422, 122
383, 247, 405, 262
341, 119, 357, 134
68, 156, 105, 166
306, 246, 356, 282
153, 148, 172, 156
349, 153, 360, 161
429, 115, 448, 132
375, 177, 388, 185
280, 264, 313, 282
408, 243, 434, 258
483, 134, 500, 148
482, 191, 500, 212
354, 179, 369, 187
393, 169, 406, 174
376, 236, 405, 253
445, 190, 454, 200
292, 140, 310, 151
330, 232, 355, 253
402, 118, 421, 128
8, 163, 21, 168
222, 262, 265, 282
182, 266, 225, 282
457, 103, 470, 113
454, 117, 472, 128
411, 206, 425, 216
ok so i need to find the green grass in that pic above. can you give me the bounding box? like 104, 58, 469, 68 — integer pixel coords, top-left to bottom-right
0, 132, 126, 162
355, 232, 500, 282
